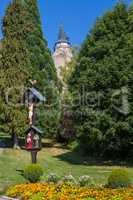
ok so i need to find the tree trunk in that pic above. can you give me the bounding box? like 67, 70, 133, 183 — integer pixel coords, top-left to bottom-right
12, 132, 20, 149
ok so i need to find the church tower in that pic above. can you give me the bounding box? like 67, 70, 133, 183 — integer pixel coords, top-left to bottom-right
53, 25, 73, 80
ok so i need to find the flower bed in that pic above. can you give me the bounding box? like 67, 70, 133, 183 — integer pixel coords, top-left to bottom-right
7, 183, 133, 200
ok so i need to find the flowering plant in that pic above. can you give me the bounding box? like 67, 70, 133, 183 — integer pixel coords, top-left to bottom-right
7, 183, 133, 200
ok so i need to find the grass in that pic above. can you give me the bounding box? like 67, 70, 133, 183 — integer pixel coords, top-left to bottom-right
0, 138, 133, 193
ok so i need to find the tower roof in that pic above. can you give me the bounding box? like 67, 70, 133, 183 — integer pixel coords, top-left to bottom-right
57, 25, 69, 44
54, 25, 71, 51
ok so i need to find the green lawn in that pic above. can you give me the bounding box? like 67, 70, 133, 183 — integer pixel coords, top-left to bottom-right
0, 139, 133, 193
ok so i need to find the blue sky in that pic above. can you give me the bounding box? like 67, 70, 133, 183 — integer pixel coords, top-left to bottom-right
0, 0, 132, 51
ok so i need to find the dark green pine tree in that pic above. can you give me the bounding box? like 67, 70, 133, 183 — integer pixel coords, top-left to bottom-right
0, 0, 31, 148
2, 0, 58, 87
24, 0, 58, 84
69, 3, 133, 159
0, 0, 60, 147
24, 0, 61, 137
23, 0, 61, 136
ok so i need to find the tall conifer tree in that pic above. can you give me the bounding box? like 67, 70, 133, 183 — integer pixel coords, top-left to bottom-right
0, 0, 60, 146
23, 0, 61, 137
69, 3, 133, 158
0, 0, 30, 148
25, 0, 57, 82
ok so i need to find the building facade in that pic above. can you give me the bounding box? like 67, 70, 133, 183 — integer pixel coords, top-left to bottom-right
53, 26, 73, 80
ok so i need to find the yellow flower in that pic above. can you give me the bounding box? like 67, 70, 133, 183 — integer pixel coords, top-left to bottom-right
6, 183, 133, 200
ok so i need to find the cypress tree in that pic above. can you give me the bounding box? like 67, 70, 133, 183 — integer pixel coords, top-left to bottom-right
23, 0, 61, 137
0, 0, 60, 146
25, 0, 57, 80
0, 0, 30, 148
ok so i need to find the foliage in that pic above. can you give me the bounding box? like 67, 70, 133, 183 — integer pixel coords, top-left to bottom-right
25, 0, 58, 81
0, 1, 31, 147
62, 175, 76, 185
31, 192, 44, 200
7, 183, 133, 200
68, 140, 79, 150
46, 174, 94, 186
37, 81, 61, 137
23, 164, 43, 183
61, 59, 77, 86
0, 146, 128, 192
0, 0, 60, 144
23, 0, 61, 137
68, 2, 133, 158
57, 43, 76, 143
107, 169, 131, 188
46, 173, 60, 184
78, 175, 94, 187
57, 107, 75, 143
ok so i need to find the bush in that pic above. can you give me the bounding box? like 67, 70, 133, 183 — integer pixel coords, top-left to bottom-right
68, 141, 79, 151
62, 175, 76, 185
46, 173, 60, 184
78, 175, 94, 187
107, 169, 131, 188
23, 164, 43, 183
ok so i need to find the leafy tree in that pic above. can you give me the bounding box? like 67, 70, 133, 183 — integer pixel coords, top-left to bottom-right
69, 3, 133, 159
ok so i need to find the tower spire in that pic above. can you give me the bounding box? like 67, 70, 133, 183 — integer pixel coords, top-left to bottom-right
53, 25, 73, 80
57, 25, 69, 43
